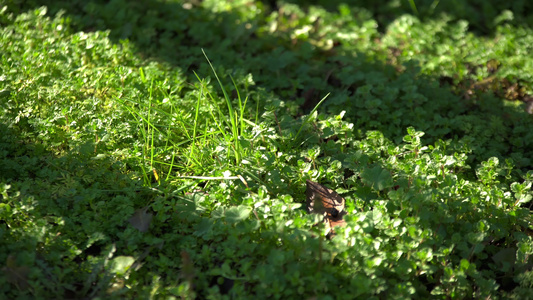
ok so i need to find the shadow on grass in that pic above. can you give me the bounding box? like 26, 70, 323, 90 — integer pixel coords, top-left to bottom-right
2, 0, 533, 297
277, 0, 533, 35
0, 122, 153, 297
4, 0, 531, 172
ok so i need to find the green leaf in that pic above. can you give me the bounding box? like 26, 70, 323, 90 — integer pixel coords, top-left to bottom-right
459, 259, 470, 271
110, 256, 135, 276
225, 205, 251, 223
361, 166, 393, 191
492, 248, 516, 272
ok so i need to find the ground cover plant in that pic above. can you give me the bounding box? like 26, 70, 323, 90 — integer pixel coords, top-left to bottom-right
1, 0, 533, 298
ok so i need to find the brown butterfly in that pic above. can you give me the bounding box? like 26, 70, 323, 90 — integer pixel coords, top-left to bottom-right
306, 180, 347, 232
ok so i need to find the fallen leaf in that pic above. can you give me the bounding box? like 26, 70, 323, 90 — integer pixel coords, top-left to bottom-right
181, 250, 195, 282
3, 255, 30, 290
128, 206, 153, 232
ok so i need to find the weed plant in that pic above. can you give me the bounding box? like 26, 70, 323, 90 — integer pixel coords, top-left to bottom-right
1, 1, 533, 298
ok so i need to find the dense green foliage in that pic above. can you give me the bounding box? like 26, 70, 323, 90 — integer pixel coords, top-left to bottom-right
1, 0, 533, 298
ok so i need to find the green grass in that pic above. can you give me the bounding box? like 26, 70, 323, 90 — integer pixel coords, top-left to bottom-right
1, 1, 533, 298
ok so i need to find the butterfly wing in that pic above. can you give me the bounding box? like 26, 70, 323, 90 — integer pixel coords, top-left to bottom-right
306, 180, 346, 223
